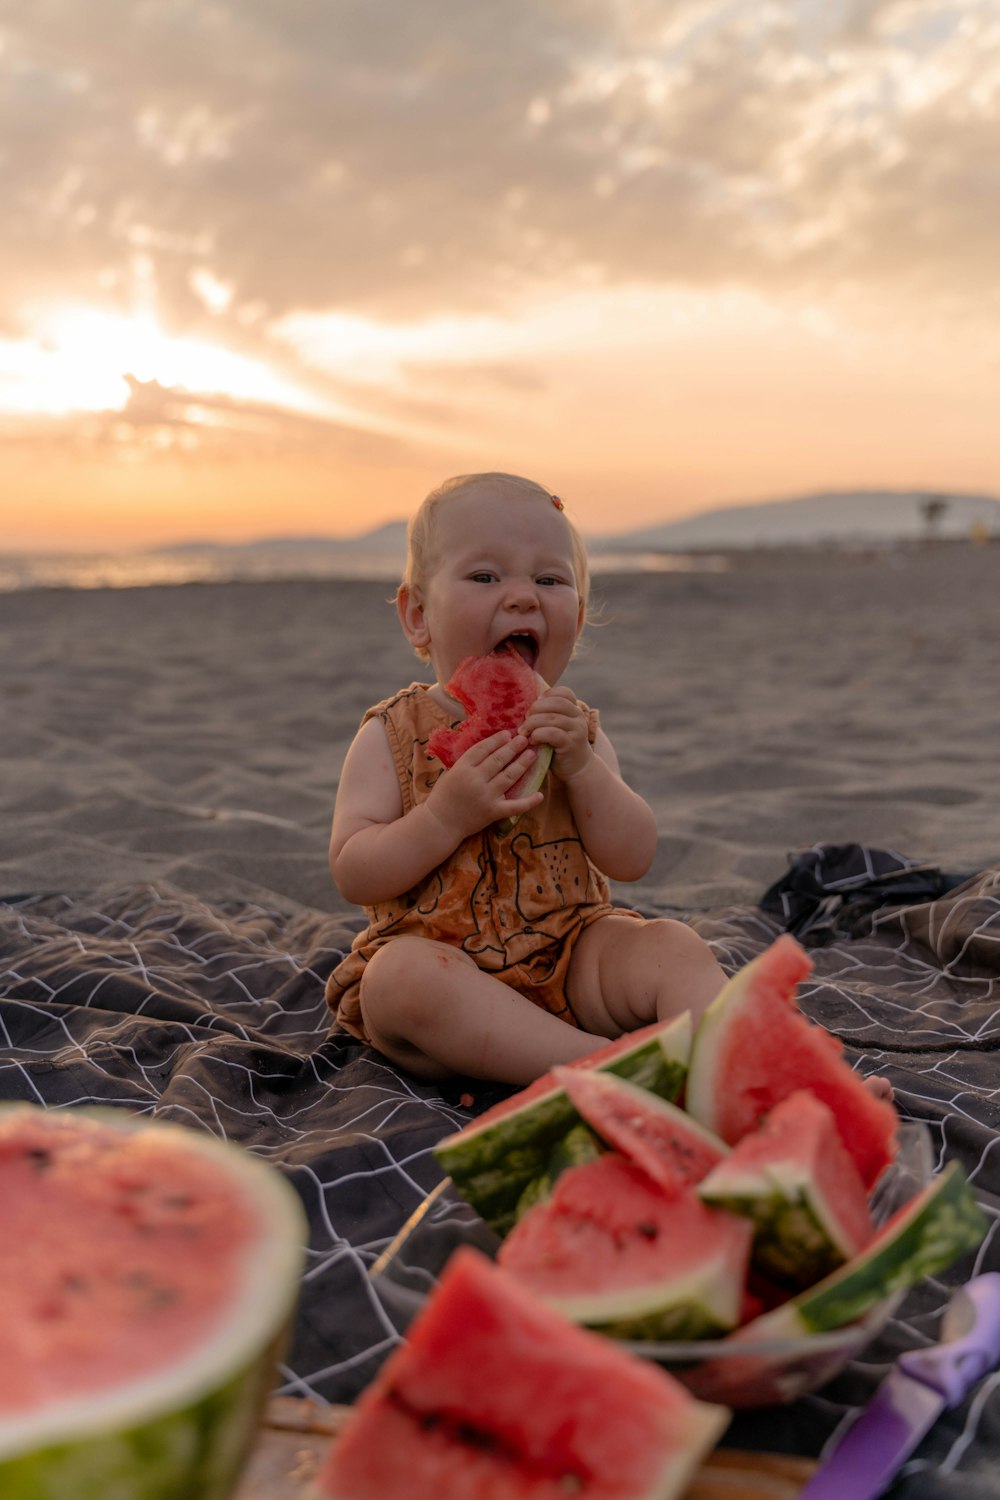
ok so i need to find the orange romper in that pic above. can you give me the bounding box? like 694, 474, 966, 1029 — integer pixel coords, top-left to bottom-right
326, 682, 637, 1042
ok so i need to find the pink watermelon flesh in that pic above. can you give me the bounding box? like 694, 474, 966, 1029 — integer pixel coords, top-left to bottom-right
552, 1065, 727, 1196
704, 1089, 875, 1259
687, 935, 898, 1189
427, 648, 541, 768
0, 1110, 259, 1412
319, 1245, 728, 1500
498, 1154, 752, 1335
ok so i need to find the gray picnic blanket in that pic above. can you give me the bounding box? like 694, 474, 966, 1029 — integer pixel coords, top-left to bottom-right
2, 860, 999, 1494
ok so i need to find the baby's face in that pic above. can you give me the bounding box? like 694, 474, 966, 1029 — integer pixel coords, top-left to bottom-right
406, 481, 584, 689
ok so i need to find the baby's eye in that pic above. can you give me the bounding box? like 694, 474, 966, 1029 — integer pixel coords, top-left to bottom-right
470, 571, 496, 584
537, 574, 565, 587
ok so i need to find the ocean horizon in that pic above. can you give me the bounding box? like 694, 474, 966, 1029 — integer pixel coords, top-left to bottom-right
0, 543, 731, 594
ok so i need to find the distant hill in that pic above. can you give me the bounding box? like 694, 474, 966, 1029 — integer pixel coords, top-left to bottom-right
147, 522, 410, 578
153, 521, 408, 560
592, 490, 1000, 552
143, 491, 1000, 581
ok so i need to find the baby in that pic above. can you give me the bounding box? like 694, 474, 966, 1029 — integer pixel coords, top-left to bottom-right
325, 472, 728, 1083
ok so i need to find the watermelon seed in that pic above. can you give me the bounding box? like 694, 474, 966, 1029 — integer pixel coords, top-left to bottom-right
395, 1393, 588, 1489
124, 1270, 177, 1310
637, 1222, 658, 1240
144, 1285, 178, 1311
25, 1147, 53, 1172
36, 1298, 67, 1321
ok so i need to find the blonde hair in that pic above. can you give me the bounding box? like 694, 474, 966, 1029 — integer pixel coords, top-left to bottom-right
399, 472, 591, 662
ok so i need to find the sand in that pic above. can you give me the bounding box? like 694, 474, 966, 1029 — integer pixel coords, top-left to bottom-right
2, 541, 997, 918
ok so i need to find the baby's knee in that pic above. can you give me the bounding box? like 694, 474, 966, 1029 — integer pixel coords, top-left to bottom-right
359, 939, 461, 1030
644, 917, 717, 966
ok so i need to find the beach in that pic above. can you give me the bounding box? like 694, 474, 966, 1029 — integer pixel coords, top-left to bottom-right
3, 539, 1000, 1449
2, 540, 997, 918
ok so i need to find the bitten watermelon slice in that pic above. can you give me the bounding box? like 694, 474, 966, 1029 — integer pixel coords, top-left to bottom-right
498, 1153, 753, 1341
552, 1065, 729, 1195
427, 648, 553, 811
320, 1246, 730, 1500
685, 935, 899, 1189
697, 1090, 875, 1289
0, 1104, 306, 1500
428, 648, 541, 767
433, 1012, 692, 1235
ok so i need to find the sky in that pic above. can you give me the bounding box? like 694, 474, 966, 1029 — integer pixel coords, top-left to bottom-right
2, 0, 999, 552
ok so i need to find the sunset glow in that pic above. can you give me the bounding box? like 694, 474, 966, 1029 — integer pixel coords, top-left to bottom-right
2, 305, 330, 419
3, 1, 999, 552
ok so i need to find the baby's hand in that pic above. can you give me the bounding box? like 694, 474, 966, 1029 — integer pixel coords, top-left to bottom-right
519, 687, 591, 782
426, 730, 544, 843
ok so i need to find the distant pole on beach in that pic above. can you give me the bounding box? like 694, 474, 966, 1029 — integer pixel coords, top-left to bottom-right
919, 493, 949, 544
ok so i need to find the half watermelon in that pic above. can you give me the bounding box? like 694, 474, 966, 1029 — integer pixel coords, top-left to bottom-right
0, 1104, 307, 1500
685, 934, 898, 1189
320, 1245, 730, 1500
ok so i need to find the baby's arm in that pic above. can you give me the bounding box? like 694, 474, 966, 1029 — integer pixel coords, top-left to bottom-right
330, 715, 544, 906
520, 688, 657, 882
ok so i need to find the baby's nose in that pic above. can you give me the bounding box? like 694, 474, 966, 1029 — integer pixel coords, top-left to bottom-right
504, 579, 539, 609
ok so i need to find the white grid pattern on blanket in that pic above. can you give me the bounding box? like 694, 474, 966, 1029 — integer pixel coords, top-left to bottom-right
2, 875, 999, 1491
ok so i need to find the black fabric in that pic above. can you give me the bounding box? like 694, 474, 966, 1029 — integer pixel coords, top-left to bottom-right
2, 867, 1000, 1496
760, 842, 974, 943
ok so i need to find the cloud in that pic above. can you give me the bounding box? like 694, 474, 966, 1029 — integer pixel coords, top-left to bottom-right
0, 373, 417, 465
1, 0, 998, 343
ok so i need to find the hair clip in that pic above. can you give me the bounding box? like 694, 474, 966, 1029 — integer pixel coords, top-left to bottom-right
550, 494, 564, 510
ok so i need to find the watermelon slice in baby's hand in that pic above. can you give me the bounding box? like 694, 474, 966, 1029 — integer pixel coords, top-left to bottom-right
427, 650, 553, 828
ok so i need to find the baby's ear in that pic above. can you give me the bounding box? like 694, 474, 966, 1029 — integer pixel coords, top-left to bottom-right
397, 584, 430, 651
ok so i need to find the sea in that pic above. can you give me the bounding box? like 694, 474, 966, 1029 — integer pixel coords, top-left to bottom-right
0, 545, 729, 594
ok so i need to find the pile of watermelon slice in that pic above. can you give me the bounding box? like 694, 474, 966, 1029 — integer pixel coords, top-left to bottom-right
435, 936, 986, 1355
321, 934, 988, 1500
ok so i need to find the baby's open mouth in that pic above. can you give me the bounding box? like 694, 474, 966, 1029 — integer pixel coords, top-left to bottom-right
494, 633, 538, 667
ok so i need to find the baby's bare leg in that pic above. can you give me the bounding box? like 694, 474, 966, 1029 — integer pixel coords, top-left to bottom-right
359, 937, 611, 1085
566, 914, 726, 1039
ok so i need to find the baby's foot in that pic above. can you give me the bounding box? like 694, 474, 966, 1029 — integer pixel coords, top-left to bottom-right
864, 1074, 894, 1103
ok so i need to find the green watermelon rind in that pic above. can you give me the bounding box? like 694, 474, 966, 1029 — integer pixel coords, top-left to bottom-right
513, 1121, 604, 1218
740, 1160, 987, 1339
0, 1106, 308, 1500
496, 744, 554, 835
433, 1013, 692, 1235
698, 1159, 860, 1289
0, 1340, 282, 1500
542, 1264, 741, 1344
